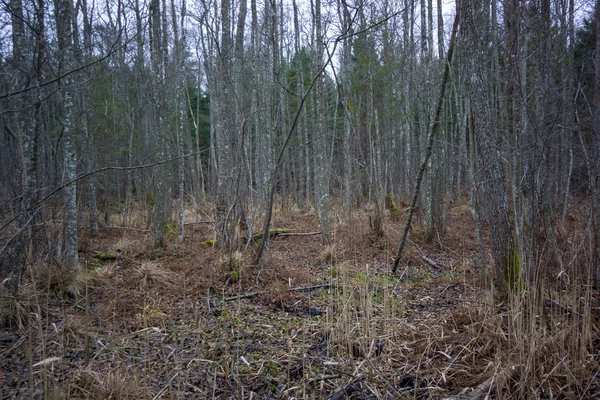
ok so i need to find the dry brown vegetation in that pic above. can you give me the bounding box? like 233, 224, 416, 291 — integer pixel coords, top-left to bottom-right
0, 203, 598, 399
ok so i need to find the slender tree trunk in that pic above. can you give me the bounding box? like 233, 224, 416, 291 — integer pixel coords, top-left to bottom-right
593, 0, 600, 288
55, 0, 79, 271
392, 14, 459, 273
437, 0, 444, 59
8, 0, 29, 293
468, 101, 486, 285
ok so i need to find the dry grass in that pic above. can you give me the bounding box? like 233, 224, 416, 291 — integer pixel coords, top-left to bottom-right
69, 367, 146, 399
0, 294, 37, 329
133, 299, 167, 329
31, 262, 73, 293
2, 202, 598, 399
219, 250, 243, 271
125, 260, 175, 290
321, 244, 337, 265
57, 315, 90, 348
95, 262, 118, 281
108, 233, 151, 256
0, 282, 46, 329
68, 269, 102, 296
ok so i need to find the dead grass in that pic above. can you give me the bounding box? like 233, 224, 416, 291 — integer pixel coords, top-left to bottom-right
68, 269, 102, 297
96, 262, 118, 281
1, 202, 598, 399
133, 298, 167, 329
0, 294, 37, 329
219, 250, 243, 271
69, 367, 146, 399
31, 262, 73, 294
57, 315, 90, 348
107, 232, 151, 257
321, 244, 337, 265
0, 281, 47, 329
125, 260, 175, 290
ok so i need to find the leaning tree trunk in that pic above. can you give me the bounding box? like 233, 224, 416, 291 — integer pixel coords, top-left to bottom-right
392, 14, 459, 274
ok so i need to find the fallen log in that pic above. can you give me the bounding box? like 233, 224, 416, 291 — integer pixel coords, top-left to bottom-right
245, 229, 328, 242
243, 228, 292, 243
223, 292, 259, 302
278, 231, 323, 237
217, 281, 336, 302
288, 281, 336, 292
422, 255, 444, 270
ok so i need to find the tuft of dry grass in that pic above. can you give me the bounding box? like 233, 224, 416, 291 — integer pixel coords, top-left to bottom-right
125, 260, 175, 289
219, 250, 243, 270
321, 245, 337, 265
133, 299, 167, 329
58, 315, 96, 349
68, 269, 102, 296
96, 262, 118, 281
31, 262, 72, 294
108, 233, 151, 256
324, 265, 402, 360
0, 283, 46, 329
69, 367, 146, 399
0, 295, 33, 329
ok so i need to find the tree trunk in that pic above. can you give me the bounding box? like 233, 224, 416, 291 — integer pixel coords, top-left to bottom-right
55, 0, 79, 271
461, 0, 517, 295
594, 0, 600, 288
392, 14, 459, 274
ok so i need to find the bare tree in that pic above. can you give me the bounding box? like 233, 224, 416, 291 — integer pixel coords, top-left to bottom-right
461, 0, 516, 295
55, 0, 79, 270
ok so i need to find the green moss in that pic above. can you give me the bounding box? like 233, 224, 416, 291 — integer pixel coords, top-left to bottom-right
200, 239, 216, 247
386, 194, 400, 220
146, 192, 154, 207
229, 270, 239, 282
505, 249, 523, 293
95, 252, 117, 260
271, 228, 292, 233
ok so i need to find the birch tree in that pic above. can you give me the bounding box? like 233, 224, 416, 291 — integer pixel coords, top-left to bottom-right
55, 0, 79, 271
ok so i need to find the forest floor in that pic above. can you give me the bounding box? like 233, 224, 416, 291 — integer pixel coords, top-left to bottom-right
1, 202, 599, 399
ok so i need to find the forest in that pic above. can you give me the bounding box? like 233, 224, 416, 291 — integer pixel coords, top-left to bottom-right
1, 0, 599, 398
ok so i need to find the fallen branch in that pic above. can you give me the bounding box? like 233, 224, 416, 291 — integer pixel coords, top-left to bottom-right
437, 283, 458, 298
288, 281, 336, 292
105, 226, 151, 232
442, 364, 520, 400
223, 292, 259, 302
307, 374, 340, 384
467, 364, 520, 399
422, 256, 444, 270
330, 383, 361, 400
278, 231, 323, 237
184, 219, 212, 225
244, 229, 292, 242
218, 281, 336, 302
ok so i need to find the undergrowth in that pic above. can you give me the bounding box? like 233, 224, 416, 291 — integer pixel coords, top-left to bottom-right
0, 203, 597, 399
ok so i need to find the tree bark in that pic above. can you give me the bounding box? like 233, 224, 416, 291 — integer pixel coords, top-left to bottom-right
461, 0, 516, 295
55, 0, 79, 271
